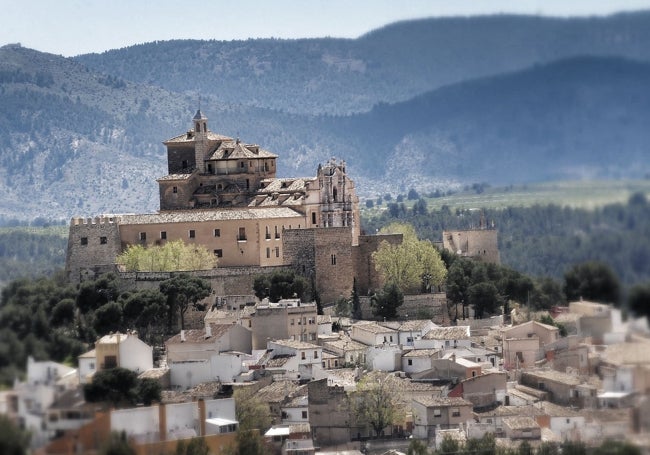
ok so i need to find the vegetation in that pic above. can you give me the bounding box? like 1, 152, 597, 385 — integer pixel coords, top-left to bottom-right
0, 414, 30, 455
370, 283, 404, 320
371, 222, 446, 293
252, 269, 311, 303
159, 274, 212, 330
563, 261, 621, 305
117, 240, 217, 272
83, 367, 161, 407
349, 374, 404, 438
224, 387, 272, 455
99, 432, 135, 455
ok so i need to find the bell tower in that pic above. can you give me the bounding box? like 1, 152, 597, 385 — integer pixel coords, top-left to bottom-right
193, 109, 208, 173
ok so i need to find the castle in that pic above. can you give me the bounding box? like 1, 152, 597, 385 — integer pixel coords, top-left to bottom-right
65, 111, 384, 303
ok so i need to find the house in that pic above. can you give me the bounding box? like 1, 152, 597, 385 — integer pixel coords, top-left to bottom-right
411, 397, 473, 439
366, 344, 403, 372
165, 323, 253, 389
598, 341, 650, 395
308, 379, 353, 447
519, 369, 598, 408
266, 339, 323, 381
251, 299, 319, 349
448, 371, 507, 410
472, 405, 543, 439
281, 395, 309, 424
402, 349, 440, 375
350, 321, 398, 347
502, 321, 560, 370
321, 337, 368, 367
45, 387, 96, 439
81, 331, 153, 380
535, 401, 586, 442
413, 326, 471, 350
411, 355, 481, 383
394, 320, 438, 347
501, 416, 541, 440
256, 380, 306, 426
265, 423, 316, 455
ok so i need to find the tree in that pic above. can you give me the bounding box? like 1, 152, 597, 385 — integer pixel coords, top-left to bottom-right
252, 269, 310, 303
529, 277, 565, 310
407, 438, 430, 455
99, 432, 135, 455
84, 367, 139, 407
446, 258, 475, 320
438, 434, 460, 454
350, 373, 404, 438
468, 281, 501, 318
351, 277, 362, 320
233, 387, 272, 432
628, 282, 650, 319
593, 440, 641, 455
334, 297, 351, 317
159, 274, 212, 330
174, 438, 209, 455
120, 289, 168, 346
117, 240, 216, 272
563, 261, 621, 305
0, 414, 29, 455
370, 282, 404, 320
372, 223, 446, 294
136, 378, 161, 406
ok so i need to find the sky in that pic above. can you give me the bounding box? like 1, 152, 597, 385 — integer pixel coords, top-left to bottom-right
3, 0, 650, 57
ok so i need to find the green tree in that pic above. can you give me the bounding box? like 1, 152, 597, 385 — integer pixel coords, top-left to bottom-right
93, 301, 123, 335
174, 438, 209, 455
350, 373, 404, 438
593, 440, 641, 455
407, 438, 430, 455
372, 223, 446, 293
628, 282, 650, 319
252, 269, 311, 303
84, 367, 139, 407
468, 281, 501, 319
136, 378, 162, 406
559, 440, 587, 455
334, 297, 351, 317
0, 414, 29, 455
233, 387, 272, 432
159, 274, 212, 330
438, 434, 460, 454
117, 240, 216, 272
120, 289, 168, 346
370, 282, 404, 320
529, 277, 565, 310
563, 261, 621, 305
446, 258, 475, 320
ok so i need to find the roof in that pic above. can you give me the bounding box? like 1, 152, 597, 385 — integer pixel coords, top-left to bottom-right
522, 369, 582, 386
164, 130, 233, 144
206, 417, 238, 427
502, 416, 539, 430
398, 320, 435, 332
116, 206, 303, 225
78, 349, 96, 359
209, 140, 277, 160
166, 323, 234, 344
256, 380, 305, 403
270, 339, 320, 350
403, 349, 440, 358
413, 396, 472, 408
423, 326, 470, 340
353, 321, 397, 334
601, 341, 650, 366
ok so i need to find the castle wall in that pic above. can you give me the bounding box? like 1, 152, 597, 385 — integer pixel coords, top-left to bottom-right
65, 217, 122, 282
442, 229, 500, 264
166, 146, 196, 174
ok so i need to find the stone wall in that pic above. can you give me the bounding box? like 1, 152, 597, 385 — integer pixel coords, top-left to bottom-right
354, 233, 402, 295
359, 293, 450, 325
442, 229, 500, 264
308, 379, 353, 447
65, 216, 122, 283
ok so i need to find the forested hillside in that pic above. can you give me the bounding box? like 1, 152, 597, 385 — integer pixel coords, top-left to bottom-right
76, 13, 650, 115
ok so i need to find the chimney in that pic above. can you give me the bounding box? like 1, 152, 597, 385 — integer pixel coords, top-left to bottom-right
180, 330, 186, 342
205, 324, 212, 338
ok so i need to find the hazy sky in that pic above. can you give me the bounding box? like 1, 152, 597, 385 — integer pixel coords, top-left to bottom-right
3, 0, 650, 57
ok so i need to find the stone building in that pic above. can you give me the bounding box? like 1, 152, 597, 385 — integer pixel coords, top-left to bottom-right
65, 110, 398, 302
442, 226, 500, 264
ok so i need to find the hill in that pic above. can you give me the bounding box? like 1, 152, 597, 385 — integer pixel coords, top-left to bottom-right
75, 12, 650, 115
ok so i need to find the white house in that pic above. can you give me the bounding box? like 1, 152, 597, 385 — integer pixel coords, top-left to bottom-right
366, 344, 403, 372
281, 395, 309, 424
402, 349, 440, 374
78, 332, 154, 383
395, 320, 438, 347
351, 321, 398, 346
414, 326, 471, 350
267, 339, 323, 380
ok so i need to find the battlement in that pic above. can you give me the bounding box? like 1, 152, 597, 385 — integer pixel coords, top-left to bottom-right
70, 215, 122, 226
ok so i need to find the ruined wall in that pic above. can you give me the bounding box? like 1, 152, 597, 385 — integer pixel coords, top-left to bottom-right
66, 216, 122, 283
308, 379, 353, 446
442, 229, 500, 264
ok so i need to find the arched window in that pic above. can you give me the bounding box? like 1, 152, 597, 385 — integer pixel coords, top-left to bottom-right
333, 187, 338, 202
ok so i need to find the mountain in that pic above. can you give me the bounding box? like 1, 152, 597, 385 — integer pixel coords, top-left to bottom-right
3, 13, 650, 221
75, 12, 650, 115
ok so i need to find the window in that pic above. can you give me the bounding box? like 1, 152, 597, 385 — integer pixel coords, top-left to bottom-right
433, 409, 441, 417
265, 226, 271, 240
275, 226, 280, 239
312, 212, 317, 224
408, 359, 413, 366
214, 249, 223, 258
238, 227, 246, 241
214, 228, 220, 237
189, 230, 196, 238
331, 254, 337, 265
301, 352, 306, 360
266, 248, 270, 258
302, 411, 308, 419
160, 231, 167, 240
182, 160, 188, 169
290, 319, 295, 325
80, 237, 88, 245
89, 362, 95, 370
452, 408, 461, 417
173, 186, 178, 194
100, 236, 107, 244
314, 351, 318, 359
275, 247, 280, 258
139, 232, 146, 241
104, 355, 117, 369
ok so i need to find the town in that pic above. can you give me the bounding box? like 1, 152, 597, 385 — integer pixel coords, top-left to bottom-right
1, 112, 649, 455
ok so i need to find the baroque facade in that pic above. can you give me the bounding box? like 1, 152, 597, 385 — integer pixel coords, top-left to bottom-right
65, 111, 379, 302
